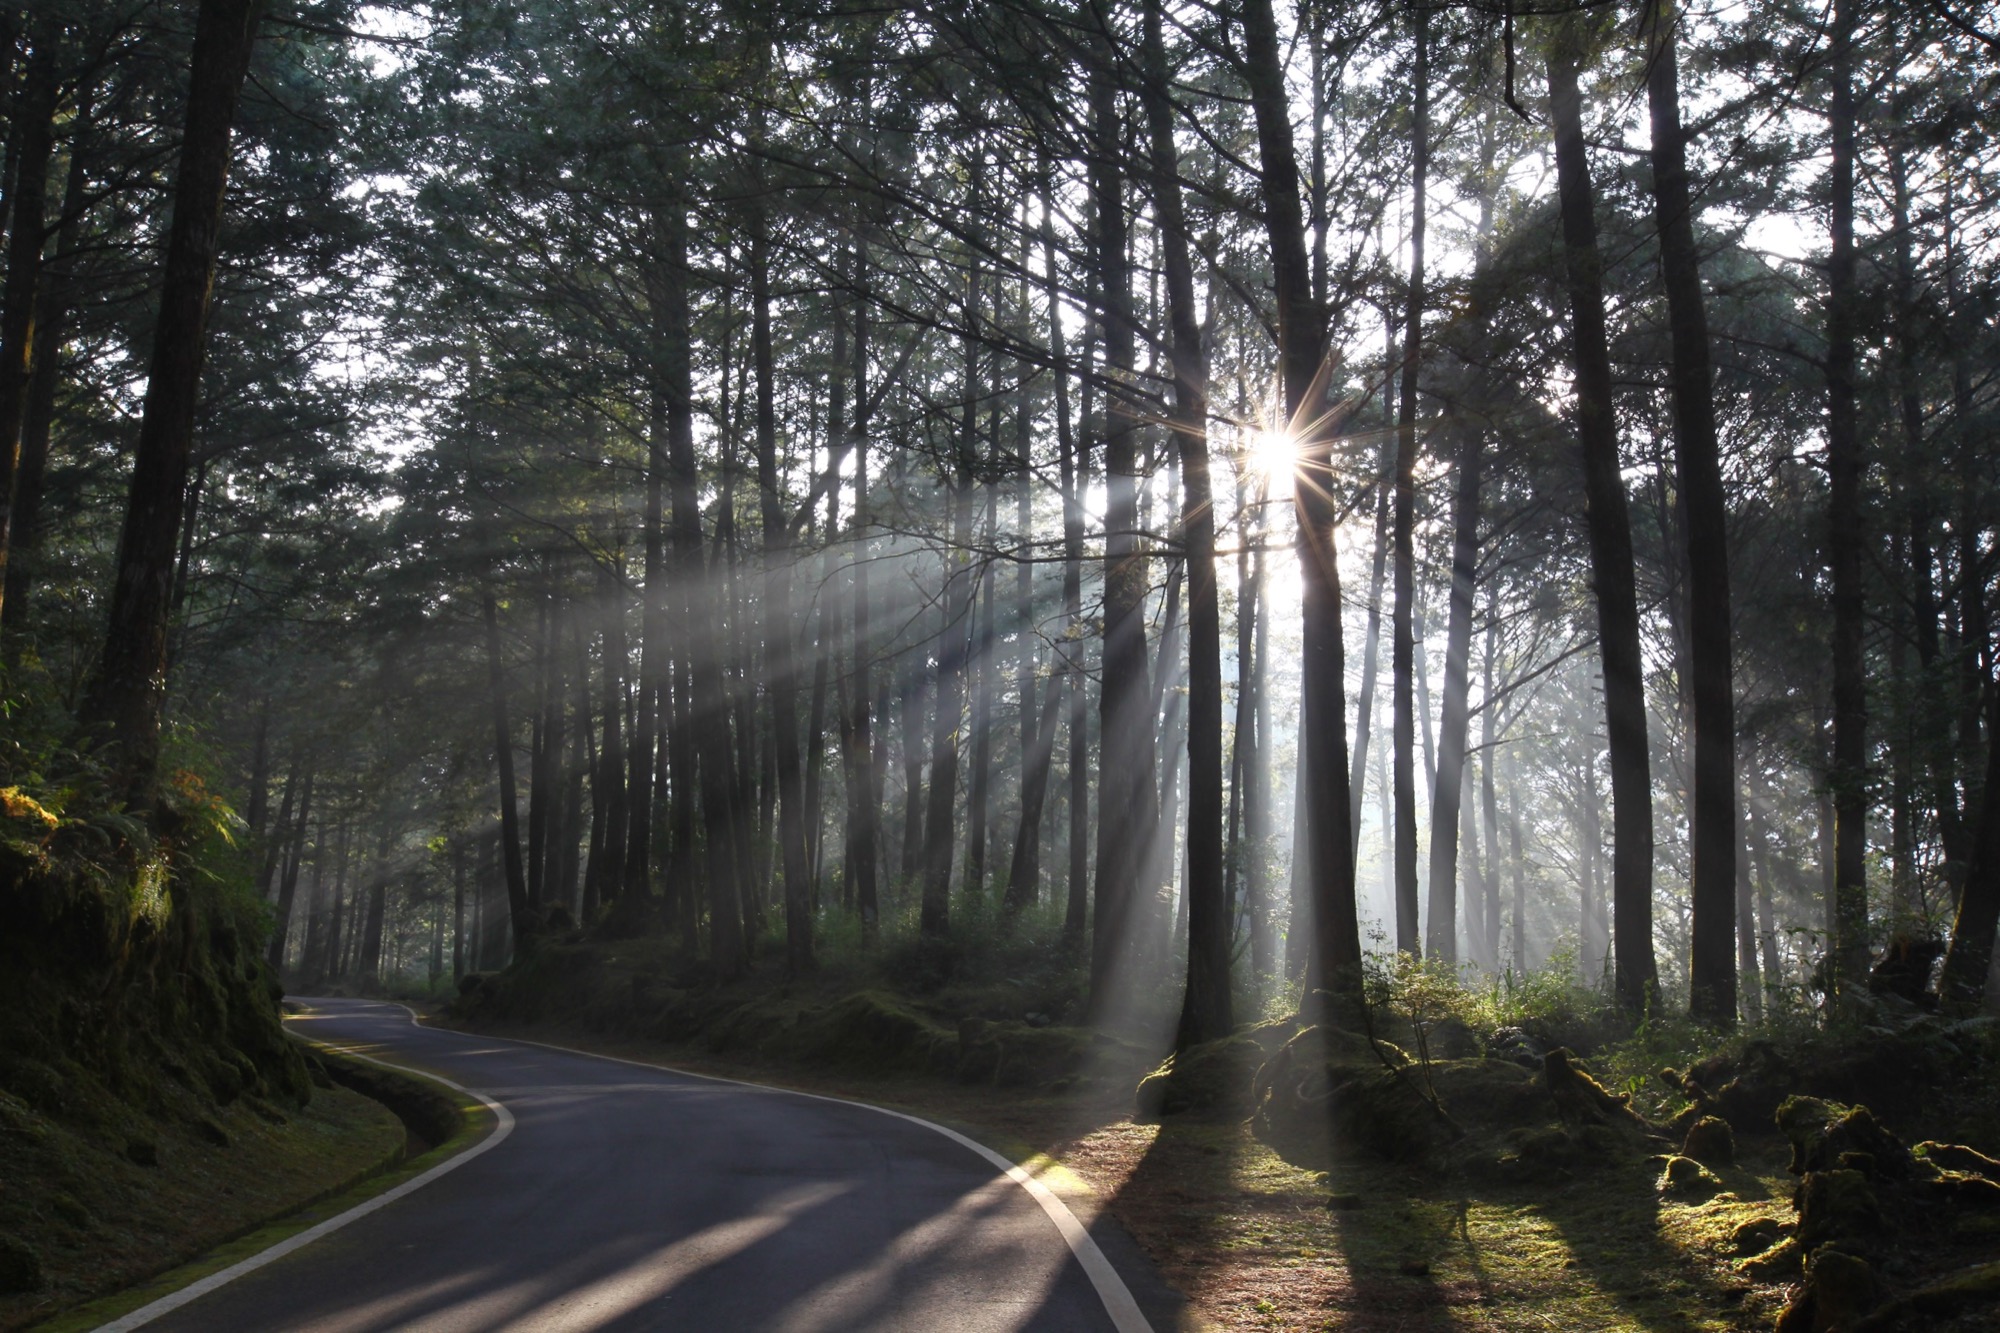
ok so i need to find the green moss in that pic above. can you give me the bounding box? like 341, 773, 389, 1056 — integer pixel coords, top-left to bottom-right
1134, 1035, 1263, 1118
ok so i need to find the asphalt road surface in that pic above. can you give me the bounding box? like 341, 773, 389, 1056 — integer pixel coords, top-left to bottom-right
111, 998, 1177, 1332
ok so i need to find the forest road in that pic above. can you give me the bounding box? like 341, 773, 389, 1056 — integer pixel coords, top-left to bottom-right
116, 997, 1180, 1333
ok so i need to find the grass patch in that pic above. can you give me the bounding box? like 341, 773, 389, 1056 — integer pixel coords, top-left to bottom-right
7, 1024, 492, 1320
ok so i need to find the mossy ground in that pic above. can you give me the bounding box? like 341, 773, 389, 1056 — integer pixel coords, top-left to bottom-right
0, 1072, 404, 1330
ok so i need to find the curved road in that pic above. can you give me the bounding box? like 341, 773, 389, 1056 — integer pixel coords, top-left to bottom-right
115, 999, 1178, 1332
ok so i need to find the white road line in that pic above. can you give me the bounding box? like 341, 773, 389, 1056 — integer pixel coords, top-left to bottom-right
95, 1036, 514, 1332
390, 1003, 1155, 1333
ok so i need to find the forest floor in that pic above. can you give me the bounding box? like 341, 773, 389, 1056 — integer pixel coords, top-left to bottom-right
441, 1011, 1806, 1331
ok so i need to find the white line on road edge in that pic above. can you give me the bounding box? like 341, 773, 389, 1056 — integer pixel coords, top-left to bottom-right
94, 1031, 515, 1332
437, 1006, 1155, 1333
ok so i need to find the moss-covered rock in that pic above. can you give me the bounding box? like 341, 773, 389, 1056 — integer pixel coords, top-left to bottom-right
800, 991, 958, 1075
1682, 1114, 1735, 1167
1730, 1216, 1784, 1255
1545, 1048, 1647, 1128
1795, 1169, 1882, 1249
1776, 1246, 1881, 1333
1659, 1154, 1722, 1197
1134, 1036, 1262, 1118
1779, 1097, 1913, 1182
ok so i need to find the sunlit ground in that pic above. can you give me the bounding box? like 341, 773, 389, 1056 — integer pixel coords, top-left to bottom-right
1039, 1113, 1796, 1331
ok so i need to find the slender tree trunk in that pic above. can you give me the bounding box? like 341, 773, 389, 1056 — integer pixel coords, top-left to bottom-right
1823, 0, 1871, 989
1350, 442, 1392, 852
259, 760, 298, 904
267, 769, 314, 970
1425, 419, 1481, 963
326, 820, 351, 982
526, 598, 550, 907
753, 202, 812, 975
78, 0, 268, 794
657, 189, 745, 978
359, 821, 391, 984
922, 479, 974, 936
966, 488, 997, 900
452, 837, 467, 982
1940, 689, 2000, 1007
1479, 597, 1503, 970
1646, 0, 1738, 1024
1391, 0, 1431, 957
1087, 39, 1157, 1015
1243, 0, 1362, 1014
590, 598, 629, 916
843, 261, 882, 937
483, 593, 534, 946
1004, 271, 1064, 914
1547, 19, 1656, 1006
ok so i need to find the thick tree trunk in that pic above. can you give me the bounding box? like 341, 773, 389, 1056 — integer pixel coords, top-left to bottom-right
1243, 0, 1362, 1014
5, 135, 86, 629
1547, 21, 1656, 1006
1646, 1, 1738, 1025
78, 0, 268, 796
1425, 419, 1481, 963
0, 21, 58, 635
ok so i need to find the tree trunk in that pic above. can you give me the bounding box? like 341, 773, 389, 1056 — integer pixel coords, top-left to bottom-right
1646, 0, 1737, 1025
452, 836, 467, 982
1939, 688, 2000, 1007
1350, 441, 1392, 853
1243, 0, 1362, 1014
359, 821, 391, 984
78, 0, 268, 795
0, 20, 58, 634
753, 201, 812, 976
1391, 0, 1431, 958
842, 260, 882, 937
1547, 19, 1656, 1006
1824, 0, 1870, 989
922, 477, 974, 936
1087, 37, 1157, 1015
266, 769, 314, 971
483, 593, 534, 947
258, 758, 298, 903
1425, 419, 1481, 963
658, 188, 746, 978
